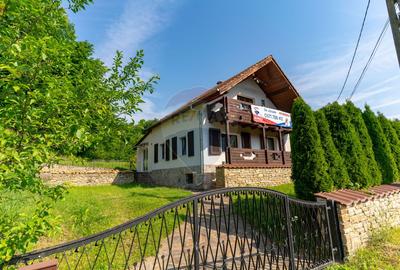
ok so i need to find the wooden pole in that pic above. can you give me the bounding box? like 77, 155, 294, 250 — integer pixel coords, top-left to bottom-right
278, 128, 285, 164
225, 120, 231, 164
386, 0, 400, 67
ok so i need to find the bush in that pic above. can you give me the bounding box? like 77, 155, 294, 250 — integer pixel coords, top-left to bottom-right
363, 106, 398, 183
291, 99, 333, 200
344, 102, 382, 185
314, 110, 350, 189
378, 113, 400, 176
323, 102, 372, 188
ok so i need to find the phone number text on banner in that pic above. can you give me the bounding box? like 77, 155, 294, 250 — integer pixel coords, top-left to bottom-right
250, 105, 291, 128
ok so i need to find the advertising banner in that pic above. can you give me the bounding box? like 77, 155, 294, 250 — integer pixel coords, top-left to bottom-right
250, 105, 291, 128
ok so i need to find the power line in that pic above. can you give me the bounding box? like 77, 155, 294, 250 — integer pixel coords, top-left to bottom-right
348, 19, 390, 100
336, 0, 371, 101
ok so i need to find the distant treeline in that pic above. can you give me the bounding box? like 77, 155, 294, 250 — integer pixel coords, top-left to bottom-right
72, 119, 157, 163
291, 99, 400, 199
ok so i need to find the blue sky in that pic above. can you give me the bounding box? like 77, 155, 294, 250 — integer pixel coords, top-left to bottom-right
67, 0, 400, 121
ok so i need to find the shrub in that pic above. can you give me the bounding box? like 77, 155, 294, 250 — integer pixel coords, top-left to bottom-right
363, 106, 398, 183
291, 98, 333, 199
323, 102, 372, 188
314, 110, 350, 189
378, 113, 400, 175
344, 102, 382, 185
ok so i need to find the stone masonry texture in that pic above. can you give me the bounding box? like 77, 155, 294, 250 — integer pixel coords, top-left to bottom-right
215, 166, 292, 188
40, 165, 135, 186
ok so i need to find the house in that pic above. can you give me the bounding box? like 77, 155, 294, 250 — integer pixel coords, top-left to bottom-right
135, 55, 300, 189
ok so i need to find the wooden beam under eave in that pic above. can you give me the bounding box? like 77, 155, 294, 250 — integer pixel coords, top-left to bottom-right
268, 86, 291, 97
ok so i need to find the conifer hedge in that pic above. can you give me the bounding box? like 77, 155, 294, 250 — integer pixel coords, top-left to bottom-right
291, 98, 333, 199
363, 106, 398, 183
314, 110, 350, 189
322, 102, 372, 188
378, 113, 400, 174
344, 102, 382, 185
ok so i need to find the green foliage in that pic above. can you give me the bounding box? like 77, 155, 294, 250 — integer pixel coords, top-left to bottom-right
391, 120, 400, 139
328, 227, 400, 270
76, 119, 157, 162
314, 110, 350, 189
378, 113, 400, 173
344, 102, 382, 185
291, 98, 333, 200
363, 106, 398, 183
323, 102, 372, 188
0, 0, 158, 265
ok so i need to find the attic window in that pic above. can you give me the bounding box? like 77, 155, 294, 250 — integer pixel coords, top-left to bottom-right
237, 95, 254, 104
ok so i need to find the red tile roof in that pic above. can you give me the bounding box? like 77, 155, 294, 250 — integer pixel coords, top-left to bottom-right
315, 184, 400, 205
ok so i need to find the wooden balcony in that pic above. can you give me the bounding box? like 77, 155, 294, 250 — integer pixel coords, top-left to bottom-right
227, 147, 291, 166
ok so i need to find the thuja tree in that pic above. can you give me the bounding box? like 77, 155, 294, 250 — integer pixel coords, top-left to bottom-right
392, 120, 400, 141
378, 113, 400, 174
363, 106, 398, 183
291, 99, 333, 200
314, 110, 350, 189
0, 0, 158, 265
323, 102, 372, 188
344, 102, 382, 185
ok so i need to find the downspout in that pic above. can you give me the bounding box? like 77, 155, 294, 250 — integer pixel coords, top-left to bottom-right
190, 105, 204, 188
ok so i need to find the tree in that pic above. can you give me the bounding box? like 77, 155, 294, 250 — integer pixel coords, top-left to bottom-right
391, 119, 400, 139
344, 102, 382, 185
0, 0, 158, 265
378, 113, 400, 173
291, 98, 333, 200
314, 110, 350, 189
323, 102, 372, 188
363, 106, 398, 183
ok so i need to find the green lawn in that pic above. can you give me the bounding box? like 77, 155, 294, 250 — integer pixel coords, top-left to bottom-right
33, 184, 192, 250
267, 183, 297, 198
328, 227, 400, 270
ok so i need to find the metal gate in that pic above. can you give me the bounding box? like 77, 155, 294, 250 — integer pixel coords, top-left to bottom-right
7, 187, 341, 269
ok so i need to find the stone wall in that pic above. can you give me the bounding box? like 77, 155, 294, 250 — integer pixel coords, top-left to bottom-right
135, 165, 215, 190
316, 184, 400, 257
215, 165, 292, 188
40, 165, 135, 186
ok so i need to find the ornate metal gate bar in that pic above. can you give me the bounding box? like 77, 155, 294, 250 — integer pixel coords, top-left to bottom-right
6, 187, 339, 270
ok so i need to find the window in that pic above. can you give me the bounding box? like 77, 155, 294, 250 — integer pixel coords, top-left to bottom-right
267, 137, 276, 151
186, 173, 194, 184
221, 134, 238, 151
154, 143, 158, 163
188, 131, 195, 157
261, 99, 266, 107
241, 132, 251, 149
160, 143, 165, 159
180, 136, 187, 155
165, 139, 170, 161
172, 137, 177, 160
143, 148, 148, 171
237, 95, 254, 104
209, 128, 221, 155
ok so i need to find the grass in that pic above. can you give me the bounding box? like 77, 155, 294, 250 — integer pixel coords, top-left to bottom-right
266, 183, 297, 198
328, 227, 400, 270
33, 184, 191, 248
59, 157, 132, 170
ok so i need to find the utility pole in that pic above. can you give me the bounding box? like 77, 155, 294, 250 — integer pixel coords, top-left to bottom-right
386, 0, 400, 67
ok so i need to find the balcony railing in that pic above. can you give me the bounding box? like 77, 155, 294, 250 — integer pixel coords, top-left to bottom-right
227, 147, 291, 166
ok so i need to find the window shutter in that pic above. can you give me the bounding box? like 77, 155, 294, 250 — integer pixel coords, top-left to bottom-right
172, 137, 177, 160
209, 128, 221, 155
241, 132, 251, 149
165, 139, 170, 161
188, 131, 195, 157
154, 143, 159, 163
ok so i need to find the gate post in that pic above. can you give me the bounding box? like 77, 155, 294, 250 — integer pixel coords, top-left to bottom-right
284, 196, 295, 270
193, 199, 200, 270
326, 200, 345, 262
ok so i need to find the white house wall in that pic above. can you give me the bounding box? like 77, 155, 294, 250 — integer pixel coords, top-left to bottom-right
137, 108, 203, 172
